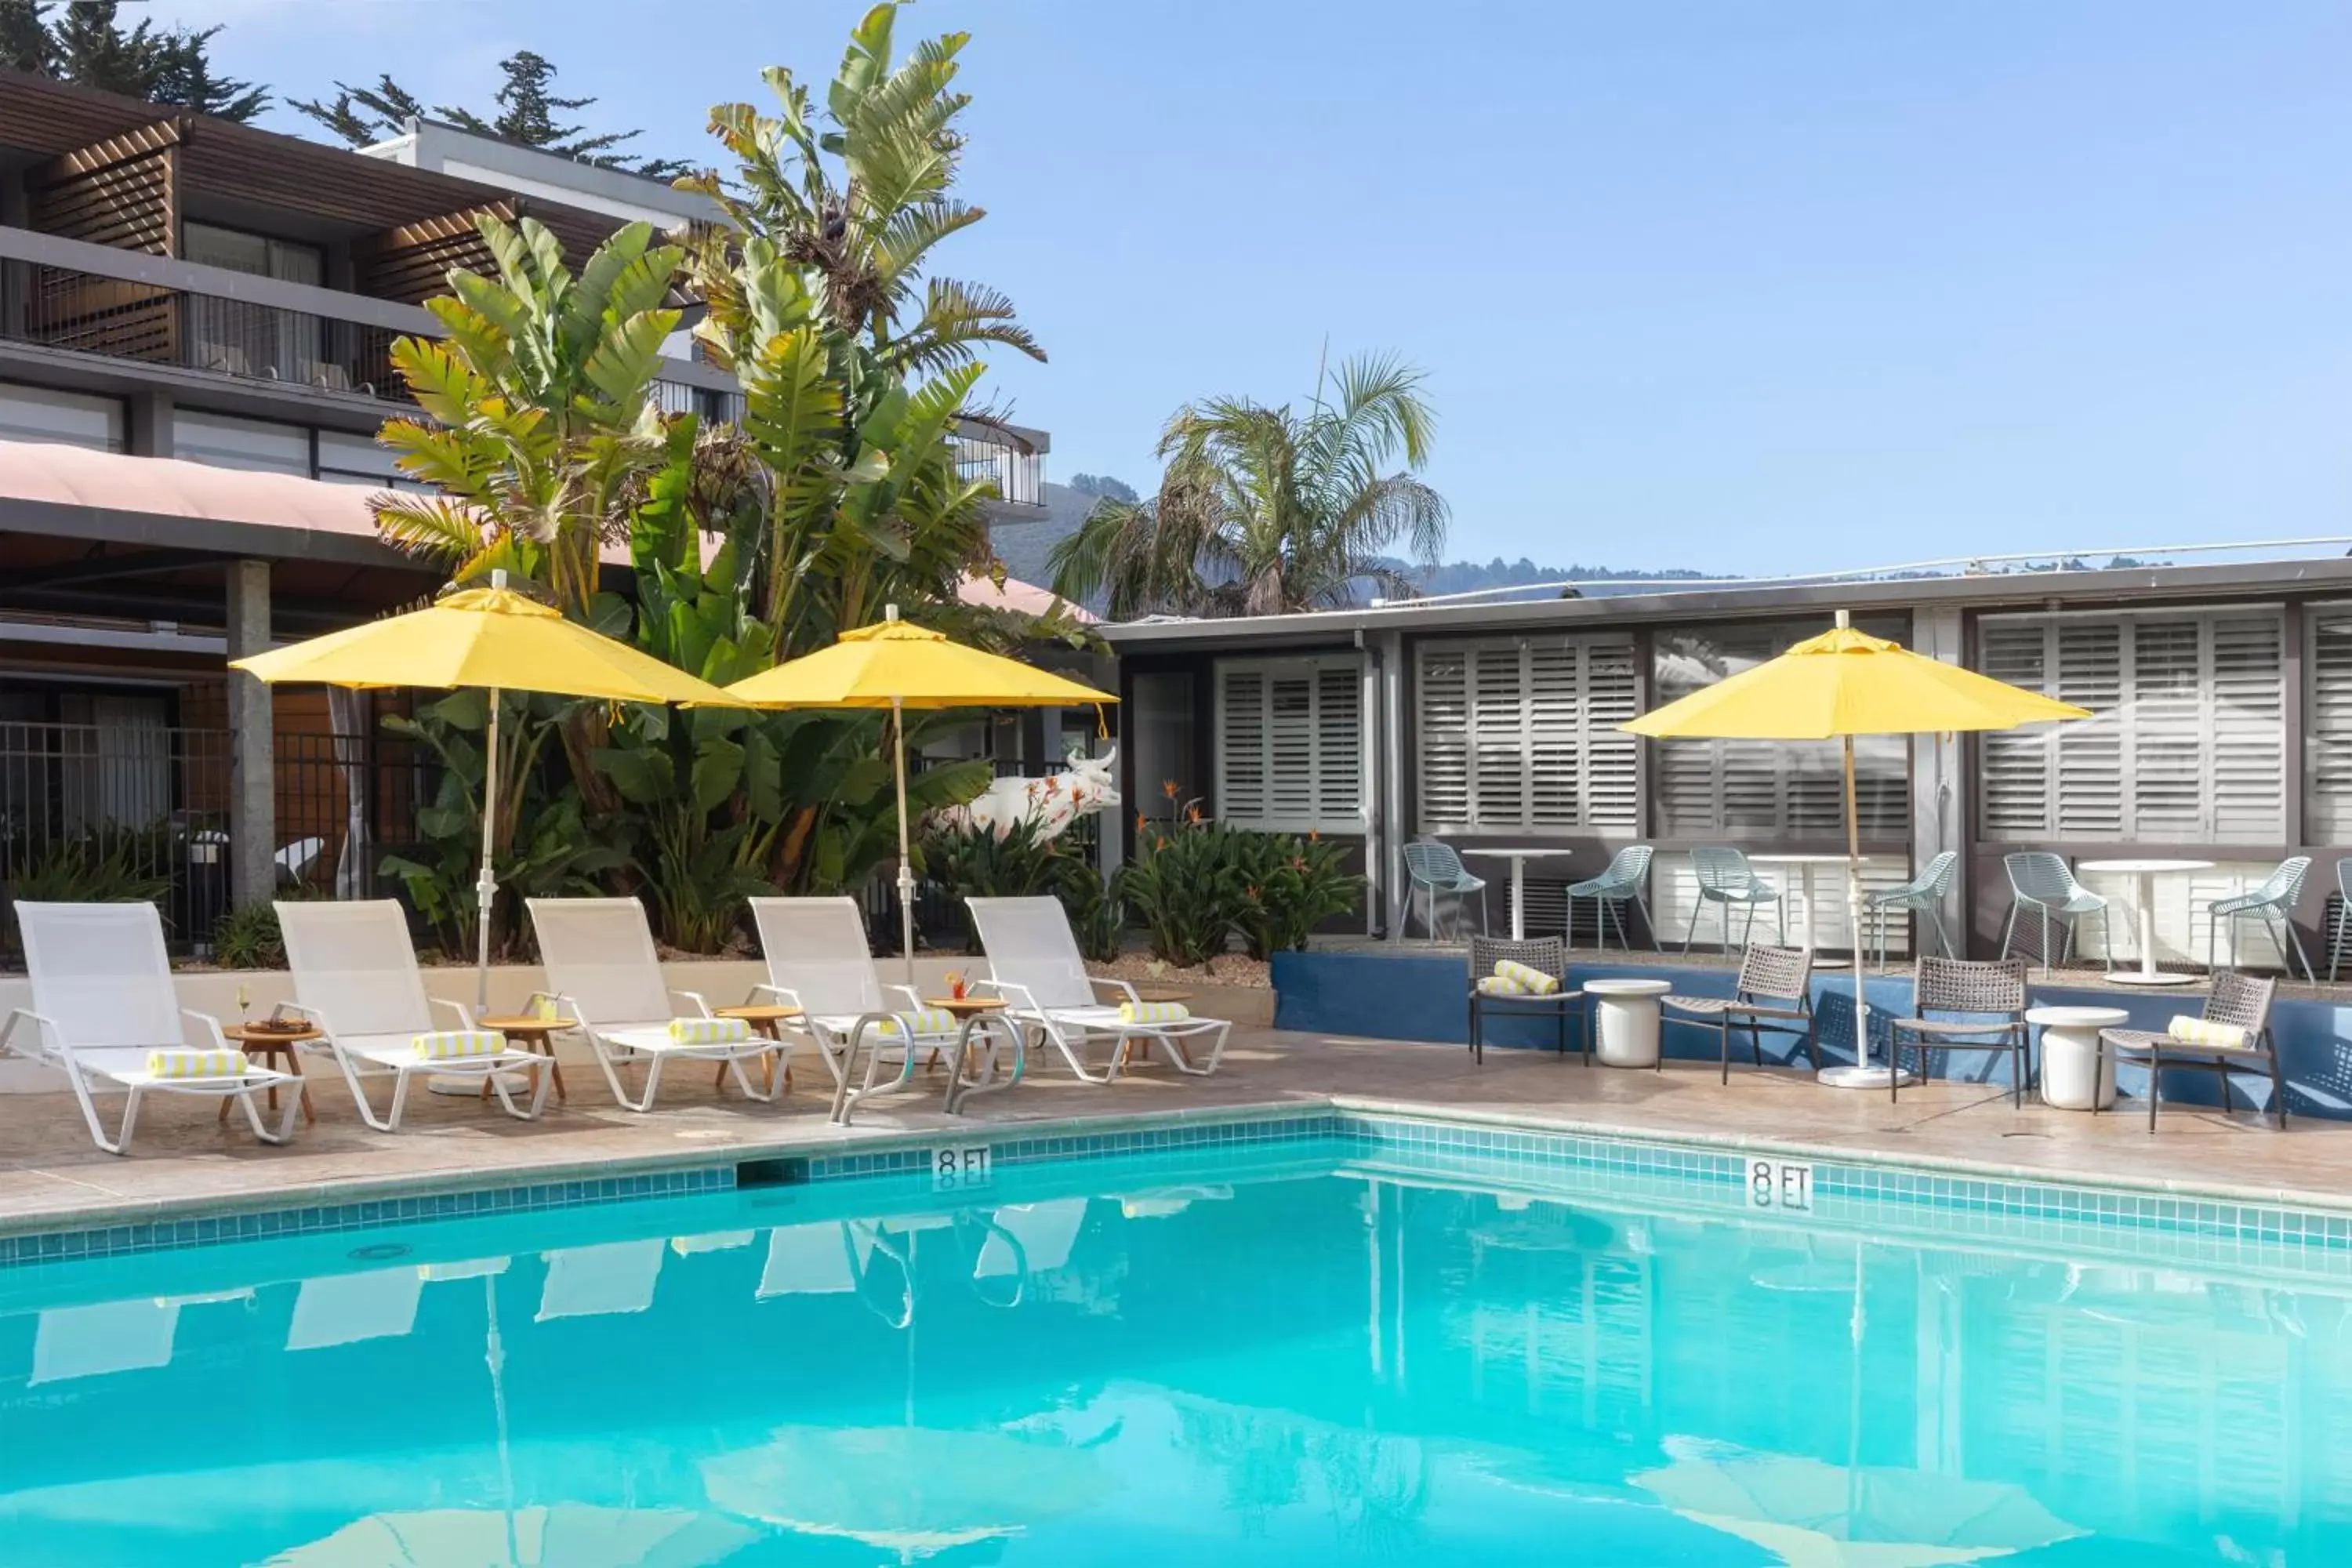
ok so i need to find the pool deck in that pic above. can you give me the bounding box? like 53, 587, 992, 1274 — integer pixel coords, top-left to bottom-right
2, 1026, 2350, 1236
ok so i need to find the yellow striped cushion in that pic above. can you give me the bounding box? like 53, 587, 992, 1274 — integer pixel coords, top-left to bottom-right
1476, 975, 1534, 996
411, 1029, 507, 1061
147, 1048, 249, 1080
1493, 960, 1561, 995
877, 1008, 960, 1038
2166, 1015, 2252, 1050
668, 1016, 755, 1046
1118, 1000, 1192, 1025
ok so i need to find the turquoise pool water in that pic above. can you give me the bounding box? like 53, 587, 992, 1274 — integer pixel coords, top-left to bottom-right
0, 1134, 2347, 1566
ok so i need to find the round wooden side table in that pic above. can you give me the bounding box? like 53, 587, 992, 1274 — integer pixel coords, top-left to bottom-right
713, 1003, 805, 1095
474, 1015, 570, 1104
217, 1022, 319, 1124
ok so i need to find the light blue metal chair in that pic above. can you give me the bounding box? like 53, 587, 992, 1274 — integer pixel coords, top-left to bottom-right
1403, 840, 1488, 942
2000, 852, 2110, 978
1682, 847, 1784, 955
2209, 855, 2314, 982
1863, 850, 1958, 971
1566, 844, 1655, 950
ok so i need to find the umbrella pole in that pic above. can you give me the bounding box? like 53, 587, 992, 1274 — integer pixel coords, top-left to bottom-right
476, 685, 501, 1017
894, 695, 917, 992
1819, 733, 1914, 1090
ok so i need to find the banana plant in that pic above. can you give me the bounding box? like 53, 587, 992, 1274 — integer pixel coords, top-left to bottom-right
369, 213, 684, 615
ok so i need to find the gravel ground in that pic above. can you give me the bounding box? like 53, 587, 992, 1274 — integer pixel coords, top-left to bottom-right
1085, 951, 1272, 990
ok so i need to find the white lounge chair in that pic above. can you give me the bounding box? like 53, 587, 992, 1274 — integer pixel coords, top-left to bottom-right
757, 1221, 869, 1300
526, 896, 783, 1112
277, 898, 553, 1132
967, 896, 1232, 1081
974, 1199, 1089, 1279
2, 901, 304, 1154
747, 895, 1014, 1119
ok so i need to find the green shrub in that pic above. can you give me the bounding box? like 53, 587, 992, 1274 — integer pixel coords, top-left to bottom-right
1120, 821, 1249, 967
1065, 863, 1127, 963
211, 902, 286, 970
1232, 831, 1363, 960
921, 816, 1078, 952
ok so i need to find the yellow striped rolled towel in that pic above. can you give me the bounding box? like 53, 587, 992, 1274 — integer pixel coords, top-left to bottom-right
1119, 1000, 1192, 1025
411, 1029, 507, 1061
2165, 1014, 2251, 1050
146, 1048, 249, 1080
1476, 974, 1534, 996
1492, 960, 1562, 995
667, 1016, 754, 1046
876, 1008, 959, 1038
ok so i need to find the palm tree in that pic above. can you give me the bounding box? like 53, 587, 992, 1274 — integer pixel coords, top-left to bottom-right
684, 2, 1043, 379
1048, 353, 1450, 619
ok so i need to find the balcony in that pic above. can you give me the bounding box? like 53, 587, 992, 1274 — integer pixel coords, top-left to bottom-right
954, 424, 1047, 508
0, 224, 739, 423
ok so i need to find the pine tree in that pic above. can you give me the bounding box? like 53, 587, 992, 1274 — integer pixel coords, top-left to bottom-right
291, 49, 688, 179
3, 1, 267, 122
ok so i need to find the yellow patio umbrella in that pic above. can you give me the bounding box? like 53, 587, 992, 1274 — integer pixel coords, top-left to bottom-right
1624, 610, 2087, 1089
721, 605, 1116, 989
230, 571, 741, 1009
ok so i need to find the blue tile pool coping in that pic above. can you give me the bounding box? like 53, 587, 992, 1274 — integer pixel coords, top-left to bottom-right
9, 1100, 2352, 1274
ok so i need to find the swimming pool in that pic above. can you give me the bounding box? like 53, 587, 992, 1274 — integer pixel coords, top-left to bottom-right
0, 1116, 2347, 1566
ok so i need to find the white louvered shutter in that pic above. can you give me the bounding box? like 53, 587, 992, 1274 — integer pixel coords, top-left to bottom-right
1315, 663, 1363, 829
1217, 667, 1268, 824
1214, 655, 1363, 833
1417, 647, 1472, 832
2307, 609, 2352, 841
1977, 610, 2284, 845
1584, 643, 1640, 830
1414, 636, 1640, 835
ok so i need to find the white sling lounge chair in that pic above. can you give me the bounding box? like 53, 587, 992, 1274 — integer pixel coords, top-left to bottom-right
526, 896, 782, 1112
278, 899, 553, 1132
967, 896, 1232, 1081
537, 1239, 665, 1321
747, 895, 1016, 1119
2, 902, 304, 1154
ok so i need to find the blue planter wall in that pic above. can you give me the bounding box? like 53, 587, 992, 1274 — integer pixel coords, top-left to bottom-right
1272, 949, 2352, 1121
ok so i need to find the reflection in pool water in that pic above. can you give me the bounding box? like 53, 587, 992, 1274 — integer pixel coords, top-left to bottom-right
0, 1145, 2343, 1565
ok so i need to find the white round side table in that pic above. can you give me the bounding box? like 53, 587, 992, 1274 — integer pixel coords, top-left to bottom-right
1583, 978, 1675, 1068
2029, 1004, 2129, 1110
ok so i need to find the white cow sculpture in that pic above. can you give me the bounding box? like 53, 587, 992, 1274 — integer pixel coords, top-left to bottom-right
936, 746, 1120, 840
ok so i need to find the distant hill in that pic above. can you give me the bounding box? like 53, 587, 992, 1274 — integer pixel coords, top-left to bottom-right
1408, 557, 1711, 597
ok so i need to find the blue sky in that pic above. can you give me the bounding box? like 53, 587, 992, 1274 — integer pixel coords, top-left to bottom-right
161, 1, 2352, 575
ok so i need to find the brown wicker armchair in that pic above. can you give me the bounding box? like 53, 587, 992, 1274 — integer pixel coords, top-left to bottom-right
1465, 935, 1584, 1065
1888, 957, 2030, 1106
2097, 971, 2283, 1131
1660, 943, 1816, 1083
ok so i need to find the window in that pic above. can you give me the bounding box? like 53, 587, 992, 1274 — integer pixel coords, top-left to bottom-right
173, 410, 310, 476
1416, 635, 1638, 834
0, 382, 123, 451
1131, 672, 1196, 828
1651, 619, 1910, 841
1215, 655, 1363, 833
316, 428, 428, 490
182, 222, 325, 383
1977, 608, 2285, 844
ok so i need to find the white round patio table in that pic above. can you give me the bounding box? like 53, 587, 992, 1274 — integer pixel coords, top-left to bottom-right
1462, 848, 1578, 941
2076, 858, 2212, 987
1582, 977, 1673, 1068
2029, 1004, 2129, 1111
1748, 854, 1871, 969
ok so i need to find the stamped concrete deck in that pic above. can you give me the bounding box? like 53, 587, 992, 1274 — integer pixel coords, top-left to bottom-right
2, 1027, 2350, 1236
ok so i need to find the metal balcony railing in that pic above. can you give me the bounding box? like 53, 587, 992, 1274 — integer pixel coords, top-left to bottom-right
9, 265, 407, 397
954, 428, 1045, 507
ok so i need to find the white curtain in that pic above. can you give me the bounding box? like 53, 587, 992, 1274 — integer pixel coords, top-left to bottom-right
328, 688, 369, 898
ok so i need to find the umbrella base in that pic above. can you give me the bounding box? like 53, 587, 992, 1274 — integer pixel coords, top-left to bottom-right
1817, 1063, 1915, 1091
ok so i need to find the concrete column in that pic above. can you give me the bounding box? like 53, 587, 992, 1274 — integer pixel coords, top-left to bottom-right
1909, 606, 1969, 953
225, 559, 275, 909
126, 389, 173, 458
